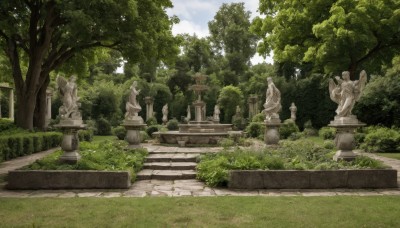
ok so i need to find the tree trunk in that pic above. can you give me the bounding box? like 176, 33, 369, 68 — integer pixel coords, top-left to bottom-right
33, 77, 50, 130
15, 93, 36, 130
348, 63, 358, 80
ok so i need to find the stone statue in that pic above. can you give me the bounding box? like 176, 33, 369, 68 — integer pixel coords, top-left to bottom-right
125, 81, 142, 120
263, 77, 281, 121
57, 75, 81, 119
185, 105, 191, 122
213, 105, 220, 122
162, 104, 168, 124
289, 102, 297, 121
329, 70, 367, 117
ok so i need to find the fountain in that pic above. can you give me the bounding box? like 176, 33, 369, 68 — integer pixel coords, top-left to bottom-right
154, 72, 241, 145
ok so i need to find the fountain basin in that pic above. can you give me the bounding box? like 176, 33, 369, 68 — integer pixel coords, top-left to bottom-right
153, 131, 242, 145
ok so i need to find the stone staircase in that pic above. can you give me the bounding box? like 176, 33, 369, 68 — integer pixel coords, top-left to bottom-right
137, 146, 217, 181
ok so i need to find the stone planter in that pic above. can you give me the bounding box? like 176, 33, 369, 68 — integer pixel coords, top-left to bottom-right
6, 170, 131, 190
228, 169, 398, 189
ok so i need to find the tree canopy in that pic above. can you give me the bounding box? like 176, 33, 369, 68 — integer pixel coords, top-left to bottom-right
252, 0, 400, 78
0, 0, 178, 130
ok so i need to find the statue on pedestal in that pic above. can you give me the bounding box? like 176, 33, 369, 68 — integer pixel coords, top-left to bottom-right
125, 81, 142, 120
329, 70, 367, 118
289, 102, 297, 121
57, 75, 81, 120
263, 77, 281, 122
213, 105, 220, 122
162, 104, 168, 124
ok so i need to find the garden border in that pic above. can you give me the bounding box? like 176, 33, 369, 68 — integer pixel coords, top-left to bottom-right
6, 170, 131, 189
228, 169, 398, 189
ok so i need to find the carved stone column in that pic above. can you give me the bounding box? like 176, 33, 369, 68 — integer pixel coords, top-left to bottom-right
9, 89, 14, 120
248, 95, 259, 120
144, 96, 154, 121
45, 89, 53, 128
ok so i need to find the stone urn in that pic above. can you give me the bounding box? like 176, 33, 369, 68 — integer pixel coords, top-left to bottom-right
55, 119, 86, 164
122, 117, 146, 149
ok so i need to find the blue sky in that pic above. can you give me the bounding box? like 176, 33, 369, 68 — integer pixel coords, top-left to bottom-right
166, 0, 273, 64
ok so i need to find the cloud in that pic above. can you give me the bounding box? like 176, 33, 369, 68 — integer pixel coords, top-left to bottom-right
172, 19, 210, 38
251, 52, 274, 65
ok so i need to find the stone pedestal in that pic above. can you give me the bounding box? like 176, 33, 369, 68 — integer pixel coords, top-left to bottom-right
193, 101, 205, 122
264, 118, 281, 145
329, 116, 365, 161
55, 120, 86, 164
122, 117, 146, 149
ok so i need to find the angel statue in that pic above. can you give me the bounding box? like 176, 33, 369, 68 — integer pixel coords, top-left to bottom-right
329, 70, 367, 117
57, 75, 81, 119
263, 77, 281, 121
125, 81, 142, 120
162, 104, 168, 124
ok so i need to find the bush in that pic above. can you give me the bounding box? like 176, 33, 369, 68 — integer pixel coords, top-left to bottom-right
323, 140, 335, 150
146, 117, 158, 126
146, 125, 162, 137
78, 130, 93, 142
0, 132, 62, 161
166, 119, 179, 130
245, 122, 265, 138
232, 117, 247, 130
361, 127, 400, 152
280, 119, 300, 139
319, 127, 336, 140
96, 117, 112, 135
288, 132, 304, 141
0, 119, 16, 132
251, 113, 266, 123
140, 131, 150, 143
112, 126, 127, 140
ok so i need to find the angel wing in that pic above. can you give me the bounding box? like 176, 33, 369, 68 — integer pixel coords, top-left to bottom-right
354, 70, 367, 101
328, 78, 340, 104
56, 75, 68, 96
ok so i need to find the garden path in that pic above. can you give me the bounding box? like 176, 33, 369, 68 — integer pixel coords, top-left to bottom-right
0, 145, 399, 198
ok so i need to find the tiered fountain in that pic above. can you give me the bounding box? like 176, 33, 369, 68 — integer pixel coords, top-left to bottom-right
154, 72, 241, 145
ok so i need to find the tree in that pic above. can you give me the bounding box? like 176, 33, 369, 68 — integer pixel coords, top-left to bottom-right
0, 0, 178, 130
252, 0, 400, 78
209, 3, 258, 84
217, 85, 244, 123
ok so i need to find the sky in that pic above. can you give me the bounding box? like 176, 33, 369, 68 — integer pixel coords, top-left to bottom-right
166, 0, 273, 65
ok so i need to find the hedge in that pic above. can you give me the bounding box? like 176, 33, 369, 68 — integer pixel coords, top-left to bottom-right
0, 132, 62, 162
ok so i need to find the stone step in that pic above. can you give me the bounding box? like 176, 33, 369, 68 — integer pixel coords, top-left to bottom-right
137, 169, 197, 180
146, 154, 199, 163
143, 162, 197, 170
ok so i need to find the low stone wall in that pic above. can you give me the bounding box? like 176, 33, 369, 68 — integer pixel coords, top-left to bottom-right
153, 131, 234, 144
7, 170, 131, 190
228, 169, 398, 189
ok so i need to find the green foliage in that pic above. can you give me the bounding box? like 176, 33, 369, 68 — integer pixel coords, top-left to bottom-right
217, 85, 244, 123
319, 127, 337, 140
0, 119, 16, 132
197, 139, 387, 186
166, 119, 179, 131
140, 131, 150, 143
146, 125, 162, 138
252, 0, 400, 76
251, 113, 266, 123
96, 117, 112, 136
280, 119, 300, 139
0, 132, 62, 161
361, 127, 400, 153
355, 63, 400, 127
323, 140, 335, 150
146, 117, 158, 126
92, 88, 119, 123
112, 126, 126, 140
245, 122, 265, 138
78, 130, 93, 142
25, 140, 148, 182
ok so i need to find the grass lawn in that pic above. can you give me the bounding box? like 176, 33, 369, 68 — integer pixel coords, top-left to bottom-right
92, 135, 119, 143
0, 196, 399, 227
376, 153, 400, 160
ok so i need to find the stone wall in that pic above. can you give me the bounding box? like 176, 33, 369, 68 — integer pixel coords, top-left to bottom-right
228, 169, 398, 189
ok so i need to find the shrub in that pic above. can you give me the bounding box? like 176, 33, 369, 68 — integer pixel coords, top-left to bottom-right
166, 118, 179, 130
140, 131, 150, 143
232, 117, 246, 130
319, 127, 336, 140
146, 117, 158, 126
323, 140, 335, 150
85, 119, 98, 135
96, 117, 112, 135
0, 132, 62, 161
280, 119, 299, 139
288, 132, 304, 141
218, 138, 236, 149
78, 130, 93, 142
112, 126, 126, 140
245, 122, 265, 138
146, 125, 161, 137
361, 127, 400, 152
0, 119, 16, 132
251, 112, 266, 123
